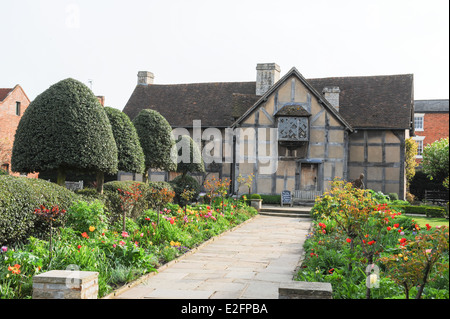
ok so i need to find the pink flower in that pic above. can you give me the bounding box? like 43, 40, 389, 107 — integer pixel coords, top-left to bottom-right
113, 244, 117, 248
119, 241, 125, 246
121, 231, 129, 238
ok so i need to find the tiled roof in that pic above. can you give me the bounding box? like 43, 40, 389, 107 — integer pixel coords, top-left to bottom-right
414, 99, 449, 113
123, 82, 256, 127
0, 88, 13, 102
308, 74, 414, 129
123, 73, 413, 130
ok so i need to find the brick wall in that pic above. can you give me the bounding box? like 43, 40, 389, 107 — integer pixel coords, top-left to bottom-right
415, 112, 449, 164
423, 113, 449, 146
0, 85, 38, 177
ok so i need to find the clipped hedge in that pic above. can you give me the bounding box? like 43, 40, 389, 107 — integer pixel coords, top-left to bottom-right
392, 204, 446, 218
0, 176, 80, 246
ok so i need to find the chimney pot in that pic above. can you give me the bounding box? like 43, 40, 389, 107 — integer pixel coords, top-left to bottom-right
256, 63, 280, 96
137, 71, 154, 85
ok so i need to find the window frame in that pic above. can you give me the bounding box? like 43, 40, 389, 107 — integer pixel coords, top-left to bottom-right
414, 113, 424, 132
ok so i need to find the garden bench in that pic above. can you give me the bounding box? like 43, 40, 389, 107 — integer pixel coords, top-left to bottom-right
425, 190, 449, 205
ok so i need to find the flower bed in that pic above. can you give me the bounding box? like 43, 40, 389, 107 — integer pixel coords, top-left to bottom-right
0, 197, 257, 299
296, 179, 449, 299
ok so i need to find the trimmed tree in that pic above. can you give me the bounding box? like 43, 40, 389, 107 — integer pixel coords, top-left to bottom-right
104, 107, 145, 175
11, 78, 118, 193
132, 109, 177, 182
176, 135, 205, 178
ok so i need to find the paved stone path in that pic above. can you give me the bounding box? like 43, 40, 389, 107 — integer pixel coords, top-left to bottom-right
112, 214, 312, 299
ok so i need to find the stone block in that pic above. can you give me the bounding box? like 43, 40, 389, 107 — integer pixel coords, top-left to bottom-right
32, 270, 99, 299
278, 281, 333, 299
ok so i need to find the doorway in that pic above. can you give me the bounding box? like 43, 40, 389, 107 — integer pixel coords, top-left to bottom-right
300, 163, 318, 191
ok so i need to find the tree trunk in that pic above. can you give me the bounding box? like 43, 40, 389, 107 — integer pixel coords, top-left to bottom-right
96, 171, 104, 194
416, 263, 431, 299
143, 168, 149, 183
56, 167, 66, 186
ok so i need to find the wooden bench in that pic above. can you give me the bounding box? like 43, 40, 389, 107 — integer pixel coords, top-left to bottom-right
425, 190, 449, 205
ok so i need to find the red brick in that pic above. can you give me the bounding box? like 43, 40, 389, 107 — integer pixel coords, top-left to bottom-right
0, 85, 38, 178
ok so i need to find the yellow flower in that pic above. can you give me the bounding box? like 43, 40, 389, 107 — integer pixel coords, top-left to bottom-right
404, 257, 408, 261
89, 226, 95, 232
398, 254, 403, 258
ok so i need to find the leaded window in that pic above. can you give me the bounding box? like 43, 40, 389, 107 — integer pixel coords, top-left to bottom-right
277, 117, 309, 142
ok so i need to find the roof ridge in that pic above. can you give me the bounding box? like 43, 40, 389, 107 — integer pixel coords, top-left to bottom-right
307, 73, 413, 81
148, 81, 256, 86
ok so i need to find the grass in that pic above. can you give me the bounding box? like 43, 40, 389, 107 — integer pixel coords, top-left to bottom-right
410, 216, 449, 228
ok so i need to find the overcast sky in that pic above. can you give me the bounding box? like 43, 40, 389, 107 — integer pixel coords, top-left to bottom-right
1, 0, 448, 110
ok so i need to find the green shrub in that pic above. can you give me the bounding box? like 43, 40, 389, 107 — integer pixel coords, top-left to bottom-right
103, 180, 174, 221
391, 204, 446, 217
0, 176, 80, 246
388, 193, 399, 201
170, 175, 200, 205
11, 78, 118, 185
65, 200, 109, 234
259, 195, 281, 204
75, 188, 107, 203
250, 194, 261, 200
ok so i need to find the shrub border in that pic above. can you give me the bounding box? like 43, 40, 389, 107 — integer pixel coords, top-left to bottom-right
101, 213, 259, 299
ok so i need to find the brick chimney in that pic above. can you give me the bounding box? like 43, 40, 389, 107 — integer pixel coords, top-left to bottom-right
96, 96, 105, 106
256, 63, 280, 96
322, 86, 340, 111
137, 71, 154, 85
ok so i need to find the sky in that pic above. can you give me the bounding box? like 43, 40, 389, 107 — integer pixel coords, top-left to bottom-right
1, 0, 449, 110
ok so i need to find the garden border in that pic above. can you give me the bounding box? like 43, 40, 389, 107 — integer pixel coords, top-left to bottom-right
102, 214, 259, 299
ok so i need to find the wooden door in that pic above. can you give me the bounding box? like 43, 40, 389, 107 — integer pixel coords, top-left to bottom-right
300, 163, 318, 191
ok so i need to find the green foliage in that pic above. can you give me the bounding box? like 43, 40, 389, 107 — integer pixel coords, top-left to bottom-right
300, 180, 449, 299
104, 107, 145, 174
410, 171, 447, 200
259, 195, 281, 204
1, 197, 258, 299
391, 204, 446, 217
66, 200, 109, 234
405, 137, 419, 188
170, 174, 200, 205
422, 137, 449, 186
175, 135, 205, 176
388, 193, 399, 201
103, 180, 174, 221
11, 78, 118, 176
132, 109, 177, 176
0, 176, 79, 246
250, 194, 261, 200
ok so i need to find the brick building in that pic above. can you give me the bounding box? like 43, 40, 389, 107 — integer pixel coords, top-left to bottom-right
413, 99, 449, 163
0, 84, 37, 177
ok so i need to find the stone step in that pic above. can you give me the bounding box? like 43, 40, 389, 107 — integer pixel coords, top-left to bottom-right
259, 206, 312, 218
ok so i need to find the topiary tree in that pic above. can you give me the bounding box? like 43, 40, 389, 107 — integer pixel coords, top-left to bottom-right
104, 107, 145, 175
132, 109, 177, 182
11, 78, 118, 193
175, 135, 205, 178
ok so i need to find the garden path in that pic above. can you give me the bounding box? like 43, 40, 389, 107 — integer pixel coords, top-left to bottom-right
109, 213, 312, 299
